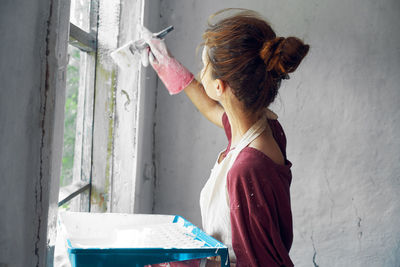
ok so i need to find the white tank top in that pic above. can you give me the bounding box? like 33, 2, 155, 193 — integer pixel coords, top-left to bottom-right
199, 114, 268, 264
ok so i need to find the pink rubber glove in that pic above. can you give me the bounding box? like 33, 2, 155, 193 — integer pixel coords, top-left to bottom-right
140, 25, 194, 95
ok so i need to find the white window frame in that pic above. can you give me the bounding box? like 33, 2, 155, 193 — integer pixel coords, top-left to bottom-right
58, 0, 98, 211
58, 0, 148, 213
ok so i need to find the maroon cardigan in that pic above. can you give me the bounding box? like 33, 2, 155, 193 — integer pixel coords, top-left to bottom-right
223, 113, 294, 267
147, 114, 294, 267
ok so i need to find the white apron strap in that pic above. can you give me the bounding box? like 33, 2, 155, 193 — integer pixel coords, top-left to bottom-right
233, 113, 268, 154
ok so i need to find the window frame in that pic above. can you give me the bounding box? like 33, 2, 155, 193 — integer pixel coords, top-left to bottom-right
58, 0, 98, 211
58, 0, 147, 214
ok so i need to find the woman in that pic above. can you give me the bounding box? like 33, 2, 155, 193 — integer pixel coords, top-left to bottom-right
142, 9, 309, 267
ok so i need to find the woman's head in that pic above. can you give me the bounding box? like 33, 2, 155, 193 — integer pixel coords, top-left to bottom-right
200, 9, 310, 113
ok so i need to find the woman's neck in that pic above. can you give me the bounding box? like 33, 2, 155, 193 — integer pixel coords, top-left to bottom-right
223, 103, 262, 148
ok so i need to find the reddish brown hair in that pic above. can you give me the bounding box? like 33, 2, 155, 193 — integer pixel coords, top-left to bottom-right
202, 9, 310, 112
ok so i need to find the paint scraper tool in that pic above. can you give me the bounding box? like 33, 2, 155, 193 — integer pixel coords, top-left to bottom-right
111, 25, 174, 69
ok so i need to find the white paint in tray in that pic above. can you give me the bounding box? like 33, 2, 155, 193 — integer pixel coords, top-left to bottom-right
58, 211, 207, 249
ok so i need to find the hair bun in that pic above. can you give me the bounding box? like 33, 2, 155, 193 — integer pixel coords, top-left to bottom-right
260, 37, 286, 72
260, 36, 310, 76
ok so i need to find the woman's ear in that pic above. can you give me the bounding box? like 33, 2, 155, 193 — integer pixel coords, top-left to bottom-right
215, 79, 226, 96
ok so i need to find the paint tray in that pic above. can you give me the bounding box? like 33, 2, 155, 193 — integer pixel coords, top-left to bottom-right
58, 211, 230, 267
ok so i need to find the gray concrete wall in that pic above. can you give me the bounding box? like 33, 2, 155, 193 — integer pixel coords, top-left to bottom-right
0, 0, 69, 266
133, 0, 161, 214
153, 0, 400, 266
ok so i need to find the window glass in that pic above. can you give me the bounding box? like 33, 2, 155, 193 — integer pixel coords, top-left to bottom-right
60, 45, 81, 190
69, 0, 91, 32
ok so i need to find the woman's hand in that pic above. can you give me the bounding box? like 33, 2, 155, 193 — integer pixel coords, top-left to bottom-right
139, 25, 194, 95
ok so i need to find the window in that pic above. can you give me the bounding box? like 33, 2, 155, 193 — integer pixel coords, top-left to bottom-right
58, 0, 97, 212
58, 0, 144, 213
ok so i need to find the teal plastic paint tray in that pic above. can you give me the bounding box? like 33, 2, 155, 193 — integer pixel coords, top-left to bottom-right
57, 211, 230, 267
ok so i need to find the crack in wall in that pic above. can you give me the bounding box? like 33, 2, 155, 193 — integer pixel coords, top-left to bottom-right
310, 232, 319, 267
352, 197, 363, 242
35, 0, 53, 265
151, 77, 159, 213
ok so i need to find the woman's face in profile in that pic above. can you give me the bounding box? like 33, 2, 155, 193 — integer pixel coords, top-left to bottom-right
200, 46, 218, 100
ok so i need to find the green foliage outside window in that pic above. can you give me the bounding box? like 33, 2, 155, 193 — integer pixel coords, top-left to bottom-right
60, 46, 80, 188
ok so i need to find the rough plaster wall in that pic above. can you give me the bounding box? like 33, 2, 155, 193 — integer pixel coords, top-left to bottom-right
0, 0, 68, 266
133, 0, 161, 214
153, 0, 400, 266
0, 2, 43, 263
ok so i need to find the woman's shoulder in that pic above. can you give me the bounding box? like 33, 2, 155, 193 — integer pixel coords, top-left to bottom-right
227, 147, 293, 188
233, 147, 291, 172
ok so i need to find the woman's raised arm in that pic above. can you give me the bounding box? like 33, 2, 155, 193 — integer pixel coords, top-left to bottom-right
139, 25, 224, 128
184, 79, 224, 128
